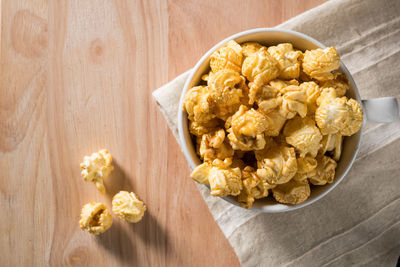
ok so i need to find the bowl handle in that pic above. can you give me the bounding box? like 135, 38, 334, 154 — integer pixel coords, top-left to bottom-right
362, 97, 399, 123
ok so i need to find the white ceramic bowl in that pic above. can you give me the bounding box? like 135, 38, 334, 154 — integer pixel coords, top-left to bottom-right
177, 28, 396, 212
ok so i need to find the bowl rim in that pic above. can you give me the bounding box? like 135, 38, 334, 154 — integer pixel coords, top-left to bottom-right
177, 27, 362, 213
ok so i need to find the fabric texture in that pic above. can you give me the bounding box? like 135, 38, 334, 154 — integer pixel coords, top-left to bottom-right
152, 0, 400, 265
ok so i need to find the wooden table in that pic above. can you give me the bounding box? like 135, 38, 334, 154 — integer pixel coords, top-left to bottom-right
1, 1, 326, 266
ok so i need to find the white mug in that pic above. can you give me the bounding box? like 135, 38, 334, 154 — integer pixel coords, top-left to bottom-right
178, 28, 399, 212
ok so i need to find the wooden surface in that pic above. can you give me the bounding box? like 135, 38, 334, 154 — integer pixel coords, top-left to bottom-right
1, 0, 326, 266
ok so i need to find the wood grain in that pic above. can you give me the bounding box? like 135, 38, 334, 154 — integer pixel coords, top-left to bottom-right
1, 0, 326, 266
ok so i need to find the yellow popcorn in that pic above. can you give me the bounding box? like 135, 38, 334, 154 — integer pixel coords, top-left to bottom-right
183, 85, 216, 123
308, 155, 337, 185
249, 83, 279, 105
269, 79, 299, 93
242, 50, 280, 99
189, 119, 220, 137
208, 69, 245, 105
320, 72, 349, 97
241, 42, 266, 57
199, 129, 234, 162
283, 116, 322, 158
210, 40, 243, 73
272, 179, 311, 204
80, 149, 114, 195
320, 133, 343, 161
227, 105, 268, 151
268, 43, 303, 79
294, 156, 318, 181
260, 108, 287, 136
191, 159, 242, 197
316, 87, 337, 106
112, 191, 146, 223
299, 81, 322, 115
255, 143, 297, 185
79, 202, 112, 234
279, 85, 308, 119
302, 47, 340, 81
315, 96, 363, 135
238, 166, 275, 209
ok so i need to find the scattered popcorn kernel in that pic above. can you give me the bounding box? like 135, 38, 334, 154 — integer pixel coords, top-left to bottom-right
308, 155, 337, 185
302, 47, 340, 81
238, 166, 275, 209
79, 202, 112, 234
299, 81, 322, 115
279, 85, 308, 119
320, 133, 343, 161
283, 116, 322, 158
80, 149, 114, 195
268, 43, 303, 79
210, 40, 243, 73
272, 179, 311, 204
199, 129, 234, 162
112, 191, 146, 223
255, 143, 297, 185
183, 86, 216, 123
320, 72, 349, 97
241, 42, 266, 57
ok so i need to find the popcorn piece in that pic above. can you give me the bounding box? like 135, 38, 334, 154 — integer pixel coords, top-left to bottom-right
269, 79, 299, 94
112, 191, 146, 223
79, 202, 112, 234
210, 40, 243, 73
268, 43, 303, 79
320, 133, 343, 161
316, 87, 337, 106
80, 149, 114, 195
283, 116, 322, 158
272, 179, 311, 204
242, 50, 280, 100
190, 162, 212, 184
293, 156, 318, 181
241, 42, 266, 57
302, 47, 340, 81
308, 155, 337, 185
208, 69, 245, 105
183, 86, 216, 123
199, 129, 234, 162
227, 105, 269, 151
260, 108, 287, 136
238, 166, 275, 209
255, 143, 297, 185
320, 72, 349, 97
249, 83, 279, 105
189, 119, 220, 137
299, 81, 321, 115
315, 96, 363, 136
279, 85, 308, 119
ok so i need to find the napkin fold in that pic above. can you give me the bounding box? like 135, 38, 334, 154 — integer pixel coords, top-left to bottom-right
153, 0, 400, 265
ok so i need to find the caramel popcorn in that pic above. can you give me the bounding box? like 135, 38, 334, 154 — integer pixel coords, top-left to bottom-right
79, 202, 112, 234
308, 155, 337, 185
268, 43, 302, 79
210, 40, 243, 73
255, 143, 297, 185
272, 179, 311, 205
80, 149, 114, 195
283, 116, 322, 158
183, 41, 363, 207
112, 191, 146, 223
302, 47, 340, 81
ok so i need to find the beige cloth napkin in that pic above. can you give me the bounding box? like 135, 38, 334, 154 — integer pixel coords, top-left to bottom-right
153, 0, 400, 265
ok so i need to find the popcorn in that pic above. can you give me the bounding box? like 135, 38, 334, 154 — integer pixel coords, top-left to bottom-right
268, 43, 302, 79
79, 202, 112, 234
272, 179, 311, 204
238, 166, 275, 209
226, 105, 269, 151
112, 191, 146, 223
199, 129, 234, 162
308, 155, 337, 185
255, 143, 298, 185
210, 40, 243, 73
191, 159, 243, 197
283, 116, 322, 158
183, 85, 216, 123
302, 47, 340, 81
183, 41, 363, 207
315, 96, 363, 135
80, 149, 114, 195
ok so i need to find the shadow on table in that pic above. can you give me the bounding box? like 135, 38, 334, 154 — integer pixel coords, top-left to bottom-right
104, 159, 134, 198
